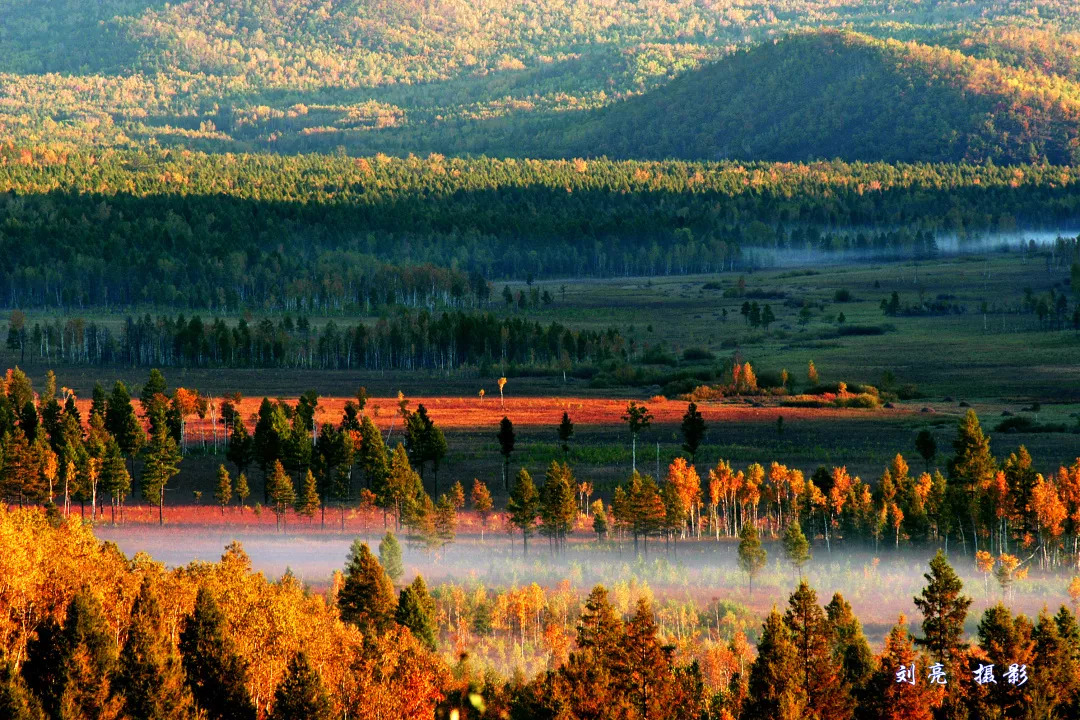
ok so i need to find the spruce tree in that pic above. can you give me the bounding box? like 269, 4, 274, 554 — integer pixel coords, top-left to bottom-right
113, 577, 192, 719
266, 460, 295, 531
269, 652, 331, 720
295, 469, 320, 521
784, 582, 852, 720
737, 522, 767, 596
214, 465, 232, 515
680, 402, 707, 462
396, 576, 438, 651
105, 380, 143, 461
743, 610, 803, 720
507, 468, 539, 556
226, 416, 254, 477
141, 406, 182, 526
539, 461, 576, 554
378, 531, 404, 584
861, 615, 937, 720
576, 586, 623, 655
557, 411, 574, 455
824, 592, 873, 693
338, 540, 396, 633
0, 651, 41, 720
913, 550, 972, 664
497, 417, 516, 491
178, 587, 256, 720
782, 520, 811, 579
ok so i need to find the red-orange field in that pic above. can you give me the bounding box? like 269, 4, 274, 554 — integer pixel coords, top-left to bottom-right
76, 394, 911, 441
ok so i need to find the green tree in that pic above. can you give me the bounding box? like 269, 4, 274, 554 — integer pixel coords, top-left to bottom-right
913, 549, 972, 665
507, 468, 540, 556
114, 577, 192, 719
680, 402, 707, 463
948, 410, 996, 556
338, 540, 396, 633
539, 461, 576, 554
784, 582, 852, 720
178, 587, 256, 720
0, 651, 40, 720
915, 429, 937, 471
269, 652, 331, 720
266, 460, 296, 532
214, 465, 232, 515
592, 500, 608, 541
141, 406, 182, 526
622, 401, 653, 473
395, 576, 438, 651
743, 609, 802, 720
295, 469, 320, 521
378, 531, 404, 584
738, 521, 767, 596
234, 472, 250, 512
470, 479, 493, 540
433, 493, 457, 548
557, 411, 574, 455
782, 519, 811, 579
357, 415, 389, 494
824, 592, 874, 693
105, 380, 143, 462
226, 415, 254, 477
101, 437, 131, 523
497, 416, 516, 491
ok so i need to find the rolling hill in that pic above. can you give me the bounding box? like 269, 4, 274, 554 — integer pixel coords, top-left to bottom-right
558, 30, 1080, 164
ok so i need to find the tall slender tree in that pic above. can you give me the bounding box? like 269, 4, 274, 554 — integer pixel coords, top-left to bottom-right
178, 587, 256, 720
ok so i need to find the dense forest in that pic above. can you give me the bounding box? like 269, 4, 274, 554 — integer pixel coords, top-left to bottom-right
3, 148, 1080, 308
561, 30, 1080, 164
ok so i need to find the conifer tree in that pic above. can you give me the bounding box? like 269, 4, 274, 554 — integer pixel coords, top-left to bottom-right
448, 480, 465, 510
737, 522, 767, 596
824, 592, 873, 692
948, 409, 995, 555
743, 610, 803, 720
178, 587, 256, 720
861, 615, 938, 720
507, 468, 540, 556
592, 500, 608, 540
617, 599, 669, 720
226, 415, 254, 477
269, 652, 331, 720
470, 479, 493, 540
105, 380, 143, 463
497, 417, 516, 491
974, 604, 1033, 718
357, 415, 388, 494
396, 576, 438, 651
141, 405, 182, 526
90, 383, 107, 421
913, 550, 972, 664
234, 472, 250, 512
113, 577, 192, 719
557, 411, 574, 455
0, 651, 40, 720
378, 531, 404, 584
576, 586, 623, 655
539, 461, 576, 554
433, 493, 456, 548
785, 582, 852, 720
1031, 609, 1079, 719
266, 460, 295, 531
295, 469, 320, 521
680, 402, 707, 463
338, 540, 397, 633
214, 465, 232, 515
782, 520, 811, 579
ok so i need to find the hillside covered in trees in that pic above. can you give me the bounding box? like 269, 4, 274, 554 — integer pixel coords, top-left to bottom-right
561, 30, 1080, 164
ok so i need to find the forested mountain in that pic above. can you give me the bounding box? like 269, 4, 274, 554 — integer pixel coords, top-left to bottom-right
561, 30, 1080, 164
5, 1, 1080, 160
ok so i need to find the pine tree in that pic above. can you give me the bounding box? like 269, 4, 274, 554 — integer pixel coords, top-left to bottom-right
743, 610, 803, 720
105, 380, 143, 462
433, 493, 456, 548
266, 460, 295, 531
974, 604, 1034, 718
448, 480, 465, 510
507, 468, 540, 556
539, 461, 576, 554
338, 540, 397, 633
824, 592, 873, 692
592, 500, 608, 540
295, 469, 320, 521
737, 522, 767, 596
861, 615, 938, 720
785, 582, 852, 720
948, 410, 995, 555
378, 531, 404, 584
621, 402, 652, 473
215, 465, 232, 515
0, 651, 41, 720
913, 550, 972, 664
1031, 609, 1079, 719
357, 415, 388, 494
680, 402, 707, 462
141, 406, 182, 526
470, 479, 493, 540
269, 652, 331, 720
782, 520, 811, 579
576, 586, 623, 655
617, 599, 670, 720
178, 587, 256, 720
113, 577, 192, 719
396, 576, 438, 651
226, 415, 254, 477
497, 417, 516, 491
234, 472, 250, 512
557, 411, 574, 455
90, 383, 107, 421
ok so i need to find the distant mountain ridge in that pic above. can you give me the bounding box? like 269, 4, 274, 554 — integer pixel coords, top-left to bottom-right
558, 30, 1080, 165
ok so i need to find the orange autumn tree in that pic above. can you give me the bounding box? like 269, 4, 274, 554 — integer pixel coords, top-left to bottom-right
665, 457, 702, 538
